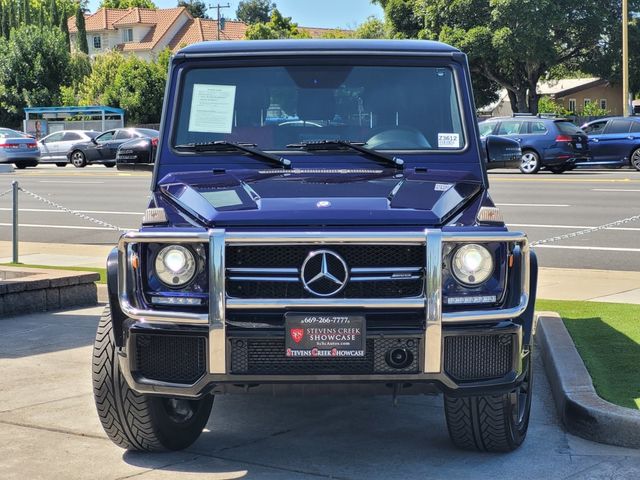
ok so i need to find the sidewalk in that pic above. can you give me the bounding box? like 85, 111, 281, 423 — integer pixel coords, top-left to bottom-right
2, 242, 640, 304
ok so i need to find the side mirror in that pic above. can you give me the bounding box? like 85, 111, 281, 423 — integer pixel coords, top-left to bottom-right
484, 135, 521, 167
116, 138, 155, 172
91, 138, 98, 144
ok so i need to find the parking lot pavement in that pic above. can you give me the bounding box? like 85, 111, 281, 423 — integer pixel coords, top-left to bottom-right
2, 306, 640, 479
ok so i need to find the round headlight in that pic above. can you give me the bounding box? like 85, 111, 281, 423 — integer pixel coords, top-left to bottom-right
155, 245, 197, 287
451, 244, 494, 286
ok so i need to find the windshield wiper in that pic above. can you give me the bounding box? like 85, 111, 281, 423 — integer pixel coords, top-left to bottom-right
175, 141, 292, 169
286, 140, 404, 170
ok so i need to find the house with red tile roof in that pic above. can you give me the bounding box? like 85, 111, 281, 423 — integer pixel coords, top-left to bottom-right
68, 7, 247, 60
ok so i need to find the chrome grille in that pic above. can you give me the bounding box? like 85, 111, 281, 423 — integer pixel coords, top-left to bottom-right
226, 245, 425, 299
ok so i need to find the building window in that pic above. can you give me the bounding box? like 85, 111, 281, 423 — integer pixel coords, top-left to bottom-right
568, 99, 576, 112
123, 28, 133, 42
584, 98, 591, 107
93, 36, 101, 49
600, 99, 607, 110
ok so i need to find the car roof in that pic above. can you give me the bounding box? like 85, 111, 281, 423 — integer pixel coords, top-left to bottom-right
177, 39, 460, 56
585, 116, 640, 123
482, 116, 570, 123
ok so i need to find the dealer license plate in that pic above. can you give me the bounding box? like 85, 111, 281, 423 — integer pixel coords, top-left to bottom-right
285, 313, 365, 358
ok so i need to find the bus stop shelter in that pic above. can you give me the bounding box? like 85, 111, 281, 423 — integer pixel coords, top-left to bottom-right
23, 106, 125, 139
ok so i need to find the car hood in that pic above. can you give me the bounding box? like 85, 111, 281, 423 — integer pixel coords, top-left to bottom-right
157, 168, 483, 227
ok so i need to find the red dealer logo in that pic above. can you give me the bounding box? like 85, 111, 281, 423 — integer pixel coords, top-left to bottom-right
290, 328, 304, 344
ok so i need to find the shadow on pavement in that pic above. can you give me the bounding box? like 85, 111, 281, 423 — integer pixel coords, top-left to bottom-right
0, 306, 101, 358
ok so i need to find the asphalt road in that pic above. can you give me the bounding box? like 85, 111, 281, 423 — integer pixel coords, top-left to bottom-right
1, 165, 640, 271
2, 305, 640, 479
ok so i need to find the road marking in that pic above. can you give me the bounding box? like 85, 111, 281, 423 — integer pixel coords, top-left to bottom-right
592, 188, 640, 192
496, 203, 570, 207
0, 223, 134, 231
534, 245, 640, 253
39, 180, 104, 184
0, 208, 142, 215
491, 177, 640, 183
509, 223, 640, 232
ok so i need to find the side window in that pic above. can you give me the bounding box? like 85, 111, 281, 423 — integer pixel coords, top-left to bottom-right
93, 36, 101, 49
96, 131, 115, 142
478, 122, 495, 137
496, 121, 523, 135
44, 132, 64, 143
530, 121, 548, 134
62, 132, 82, 141
115, 130, 133, 140
568, 99, 576, 112
631, 122, 640, 133
606, 120, 633, 134
583, 121, 607, 135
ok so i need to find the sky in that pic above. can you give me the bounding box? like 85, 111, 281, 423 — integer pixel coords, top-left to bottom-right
86, 0, 384, 29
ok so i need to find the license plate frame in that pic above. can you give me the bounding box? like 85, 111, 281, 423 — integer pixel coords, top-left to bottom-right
284, 313, 366, 358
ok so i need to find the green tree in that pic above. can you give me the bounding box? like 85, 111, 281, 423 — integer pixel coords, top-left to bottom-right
75, 4, 88, 53
49, 0, 58, 27
354, 16, 386, 39
0, 1, 5, 39
0, 25, 70, 125
178, 0, 208, 18
100, 0, 157, 8
59, 3, 70, 49
73, 50, 168, 124
374, 0, 640, 114
245, 8, 308, 39
22, 0, 30, 24
236, 0, 274, 25
537, 96, 568, 116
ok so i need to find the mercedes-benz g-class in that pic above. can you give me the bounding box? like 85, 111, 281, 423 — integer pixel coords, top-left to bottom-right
94, 40, 536, 453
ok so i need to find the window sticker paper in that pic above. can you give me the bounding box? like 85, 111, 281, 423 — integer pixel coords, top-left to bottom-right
188, 84, 236, 134
437, 133, 460, 149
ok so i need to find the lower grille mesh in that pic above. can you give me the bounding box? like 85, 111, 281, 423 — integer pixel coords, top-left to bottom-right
230, 337, 420, 375
135, 334, 206, 384
444, 334, 514, 381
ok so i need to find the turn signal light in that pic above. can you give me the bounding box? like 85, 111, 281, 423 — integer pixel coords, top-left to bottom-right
476, 206, 503, 223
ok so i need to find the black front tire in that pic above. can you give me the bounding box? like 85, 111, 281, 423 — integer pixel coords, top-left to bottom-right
631, 148, 640, 172
71, 150, 87, 168
105, 162, 116, 168
55, 162, 67, 167
548, 166, 567, 174
92, 307, 214, 451
443, 354, 532, 452
15, 163, 27, 169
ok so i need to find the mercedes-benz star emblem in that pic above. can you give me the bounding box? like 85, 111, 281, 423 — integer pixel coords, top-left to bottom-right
301, 250, 349, 297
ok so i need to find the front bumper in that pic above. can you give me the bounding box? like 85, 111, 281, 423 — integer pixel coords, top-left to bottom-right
115, 229, 532, 398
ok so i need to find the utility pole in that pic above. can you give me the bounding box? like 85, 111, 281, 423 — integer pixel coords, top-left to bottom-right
623, 0, 630, 116
210, 3, 230, 40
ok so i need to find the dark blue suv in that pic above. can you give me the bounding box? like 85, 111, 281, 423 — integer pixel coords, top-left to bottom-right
479, 115, 590, 174
96, 40, 537, 454
581, 116, 640, 171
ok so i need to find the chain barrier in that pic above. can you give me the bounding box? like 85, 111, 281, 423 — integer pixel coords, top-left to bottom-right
530, 213, 640, 247
16, 186, 127, 231
0, 188, 12, 198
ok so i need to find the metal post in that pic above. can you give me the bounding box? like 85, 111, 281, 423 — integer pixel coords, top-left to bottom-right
623, 0, 629, 116
12, 181, 18, 264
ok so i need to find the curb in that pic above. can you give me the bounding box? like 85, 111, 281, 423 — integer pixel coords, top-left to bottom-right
537, 312, 640, 449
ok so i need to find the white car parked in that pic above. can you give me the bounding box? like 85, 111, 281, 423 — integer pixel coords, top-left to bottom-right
38, 130, 99, 166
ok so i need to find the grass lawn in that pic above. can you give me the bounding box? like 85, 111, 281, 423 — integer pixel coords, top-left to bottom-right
537, 299, 640, 410
1, 263, 106, 284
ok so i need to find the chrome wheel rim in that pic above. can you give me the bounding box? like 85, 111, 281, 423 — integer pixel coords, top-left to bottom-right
71, 152, 84, 166
632, 150, 640, 170
520, 153, 538, 173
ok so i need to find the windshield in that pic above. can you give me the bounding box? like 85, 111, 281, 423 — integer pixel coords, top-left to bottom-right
173, 65, 465, 152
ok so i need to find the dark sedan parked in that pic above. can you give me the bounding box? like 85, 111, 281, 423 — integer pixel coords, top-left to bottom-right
581, 116, 640, 171
115, 136, 157, 169
67, 128, 159, 168
479, 115, 590, 174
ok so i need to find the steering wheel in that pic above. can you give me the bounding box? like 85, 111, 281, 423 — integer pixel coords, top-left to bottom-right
365, 128, 431, 149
